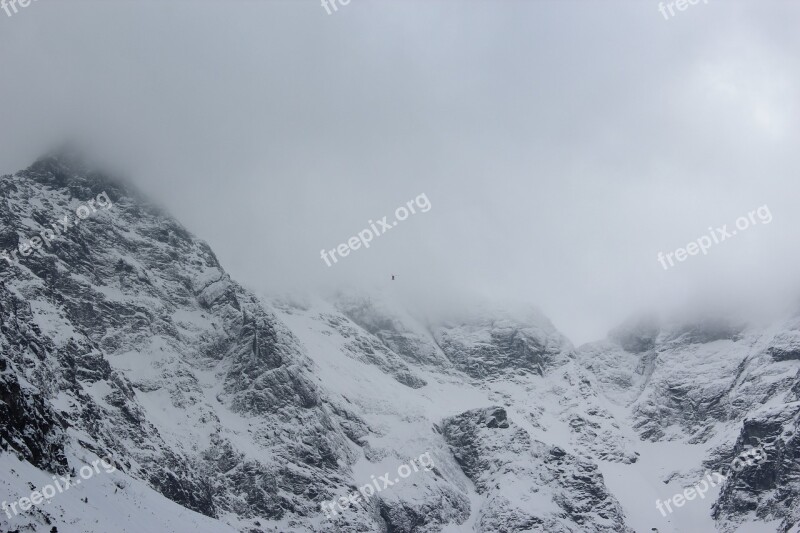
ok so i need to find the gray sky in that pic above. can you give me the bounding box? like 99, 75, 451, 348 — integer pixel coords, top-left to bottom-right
1, 0, 798, 344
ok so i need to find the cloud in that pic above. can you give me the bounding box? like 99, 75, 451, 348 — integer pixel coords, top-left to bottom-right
1, 0, 799, 343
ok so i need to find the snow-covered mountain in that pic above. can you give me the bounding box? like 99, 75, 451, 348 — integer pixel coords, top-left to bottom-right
0, 154, 797, 532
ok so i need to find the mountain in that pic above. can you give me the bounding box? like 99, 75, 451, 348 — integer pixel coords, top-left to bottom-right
0, 154, 797, 532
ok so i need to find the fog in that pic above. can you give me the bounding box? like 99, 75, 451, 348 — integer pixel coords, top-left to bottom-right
1, 0, 798, 344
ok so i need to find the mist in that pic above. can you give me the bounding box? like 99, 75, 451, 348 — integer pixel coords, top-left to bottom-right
1, 0, 798, 344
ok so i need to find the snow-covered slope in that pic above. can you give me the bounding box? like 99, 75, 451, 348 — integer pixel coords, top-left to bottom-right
1, 153, 798, 532
578, 315, 800, 533
275, 293, 639, 531
0, 154, 367, 532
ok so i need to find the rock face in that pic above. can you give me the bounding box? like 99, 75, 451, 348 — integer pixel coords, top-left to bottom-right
0, 353, 69, 476
440, 407, 631, 532
0, 154, 370, 532
1, 152, 799, 532
334, 294, 453, 370
713, 407, 800, 532
432, 307, 573, 379
579, 315, 800, 532
766, 329, 800, 362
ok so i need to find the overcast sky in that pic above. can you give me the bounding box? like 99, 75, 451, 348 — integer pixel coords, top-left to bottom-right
1, 0, 798, 344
